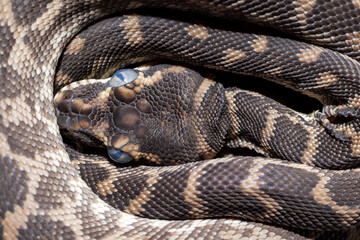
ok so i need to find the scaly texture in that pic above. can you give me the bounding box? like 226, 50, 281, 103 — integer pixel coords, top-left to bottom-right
1, 1, 360, 239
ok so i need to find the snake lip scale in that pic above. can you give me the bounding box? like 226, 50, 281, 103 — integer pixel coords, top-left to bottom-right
2, 1, 360, 239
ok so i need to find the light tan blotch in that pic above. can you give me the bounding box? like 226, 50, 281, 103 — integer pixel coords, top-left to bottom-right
349, 94, 360, 107
185, 24, 209, 40
301, 126, 319, 166
352, 135, 360, 155
312, 174, 360, 224
193, 78, 216, 109
120, 15, 144, 45
183, 161, 210, 217
250, 35, 268, 53
97, 178, 117, 196
346, 32, 360, 51
293, 0, 316, 24
353, 0, 360, 8
97, 87, 112, 101
64, 37, 86, 55
263, 67, 282, 75
166, 65, 186, 74
261, 109, 281, 144
297, 46, 323, 63
78, 116, 90, 129
191, 83, 218, 159
126, 176, 160, 215
54, 69, 72, 87
143, 71, 162, 86
316, 72, 338, 87
225, 89, 261, 136
240, 160, 282, 217
222, 49, 246, 65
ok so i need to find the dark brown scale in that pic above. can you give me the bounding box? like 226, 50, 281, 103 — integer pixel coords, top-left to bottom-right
113, 106, 140, 130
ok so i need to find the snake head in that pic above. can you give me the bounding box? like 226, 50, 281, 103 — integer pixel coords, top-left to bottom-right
54, 64, 229, 165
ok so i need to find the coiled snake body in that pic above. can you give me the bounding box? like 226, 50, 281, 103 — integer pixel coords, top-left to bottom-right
1, 1, 360, 239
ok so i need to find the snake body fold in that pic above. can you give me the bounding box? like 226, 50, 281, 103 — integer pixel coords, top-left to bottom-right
1, 1, 360, 239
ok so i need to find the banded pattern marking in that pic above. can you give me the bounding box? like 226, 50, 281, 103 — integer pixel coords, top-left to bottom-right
3, 1, 360, 239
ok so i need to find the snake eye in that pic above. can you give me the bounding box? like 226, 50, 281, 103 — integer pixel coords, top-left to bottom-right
107, 69, 138, 87
107, 148, 134, 163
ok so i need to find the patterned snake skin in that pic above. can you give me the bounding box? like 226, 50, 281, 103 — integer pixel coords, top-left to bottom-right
1, 1, 360, 239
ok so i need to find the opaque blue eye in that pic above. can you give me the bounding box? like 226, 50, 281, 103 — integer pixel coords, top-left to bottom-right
107, 69, 138, 87
107, 148, 133, 163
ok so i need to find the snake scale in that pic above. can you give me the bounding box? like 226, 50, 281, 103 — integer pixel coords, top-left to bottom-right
1, 0, 360, 239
